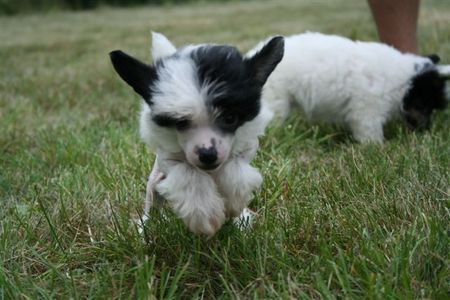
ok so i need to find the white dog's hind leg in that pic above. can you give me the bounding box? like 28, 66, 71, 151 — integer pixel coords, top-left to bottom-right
156, 163, 225, 237
262, 85, 291, 122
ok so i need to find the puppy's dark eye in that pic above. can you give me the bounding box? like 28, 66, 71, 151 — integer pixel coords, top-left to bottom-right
175, 119, 190, 131
152, 114, 190, 130
222, 113, 238, 127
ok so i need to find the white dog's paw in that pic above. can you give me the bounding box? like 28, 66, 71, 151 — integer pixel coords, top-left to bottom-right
131, 214, 151, 244
184, 210, 226, 237
131, 212, 149, 234
217, 161, 263, 217
233, 208, 257, 230
155, 163, 226, 237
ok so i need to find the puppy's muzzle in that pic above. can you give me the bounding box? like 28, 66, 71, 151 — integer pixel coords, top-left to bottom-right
197, 147, 219, 170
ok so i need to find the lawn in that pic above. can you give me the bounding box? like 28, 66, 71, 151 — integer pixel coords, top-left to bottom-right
0, 0, 449, 298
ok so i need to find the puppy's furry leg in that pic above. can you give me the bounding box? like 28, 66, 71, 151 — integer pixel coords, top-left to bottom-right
142, 158, 165, 223
155, 163, 225, 237
216, 158, 263, 218
136, 158, 165, 236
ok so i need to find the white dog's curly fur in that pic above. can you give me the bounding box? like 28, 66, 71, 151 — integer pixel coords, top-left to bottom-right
110, 33, 283, 236
249, 32, 449, 143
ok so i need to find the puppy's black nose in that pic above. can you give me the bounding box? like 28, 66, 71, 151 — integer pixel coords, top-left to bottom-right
198, 147, 218, 166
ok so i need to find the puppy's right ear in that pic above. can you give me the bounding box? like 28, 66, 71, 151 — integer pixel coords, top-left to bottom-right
151, 32, 177, 62
109, 50, 156, 104
245, 36, 284, 86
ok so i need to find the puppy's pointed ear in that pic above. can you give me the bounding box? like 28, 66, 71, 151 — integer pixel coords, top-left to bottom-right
426, 54, 440, 64
109, 50, 156, 103
151, 32, 177, 62
245, 36, 284, 86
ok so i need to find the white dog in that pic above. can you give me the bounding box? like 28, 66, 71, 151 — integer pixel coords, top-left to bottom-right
109, 33, 284, 236
249, 32, 450, 143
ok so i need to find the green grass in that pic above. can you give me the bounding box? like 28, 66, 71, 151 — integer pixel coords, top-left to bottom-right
1, 0, 449, 298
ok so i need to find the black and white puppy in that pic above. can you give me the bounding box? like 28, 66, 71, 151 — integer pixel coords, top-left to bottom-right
110, 33, 283, 236
251, 32, 450, 143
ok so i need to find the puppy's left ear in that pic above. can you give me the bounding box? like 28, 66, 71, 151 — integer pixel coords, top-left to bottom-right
109, 50, 157, 104
245, 36, 284, 86
151, 32, 177, 62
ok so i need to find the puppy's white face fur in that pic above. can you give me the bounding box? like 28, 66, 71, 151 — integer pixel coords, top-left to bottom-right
177, 126, 233, 170
110, 32, 284, 171
147, 40, 234, 170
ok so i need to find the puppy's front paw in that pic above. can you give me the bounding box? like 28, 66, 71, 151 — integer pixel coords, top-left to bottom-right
216, 161, 263, 217
155, 163, 226, 237
184, 210, 226, 237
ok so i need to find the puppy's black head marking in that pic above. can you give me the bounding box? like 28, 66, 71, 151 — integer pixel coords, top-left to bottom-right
191, 45, 261, 133
211, 90, 262, 134
403, 68, 448, 130
109, 50, 157, 105
109, 37, 284, 134
191, 45, 247, 89
190, 37, 284, 134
